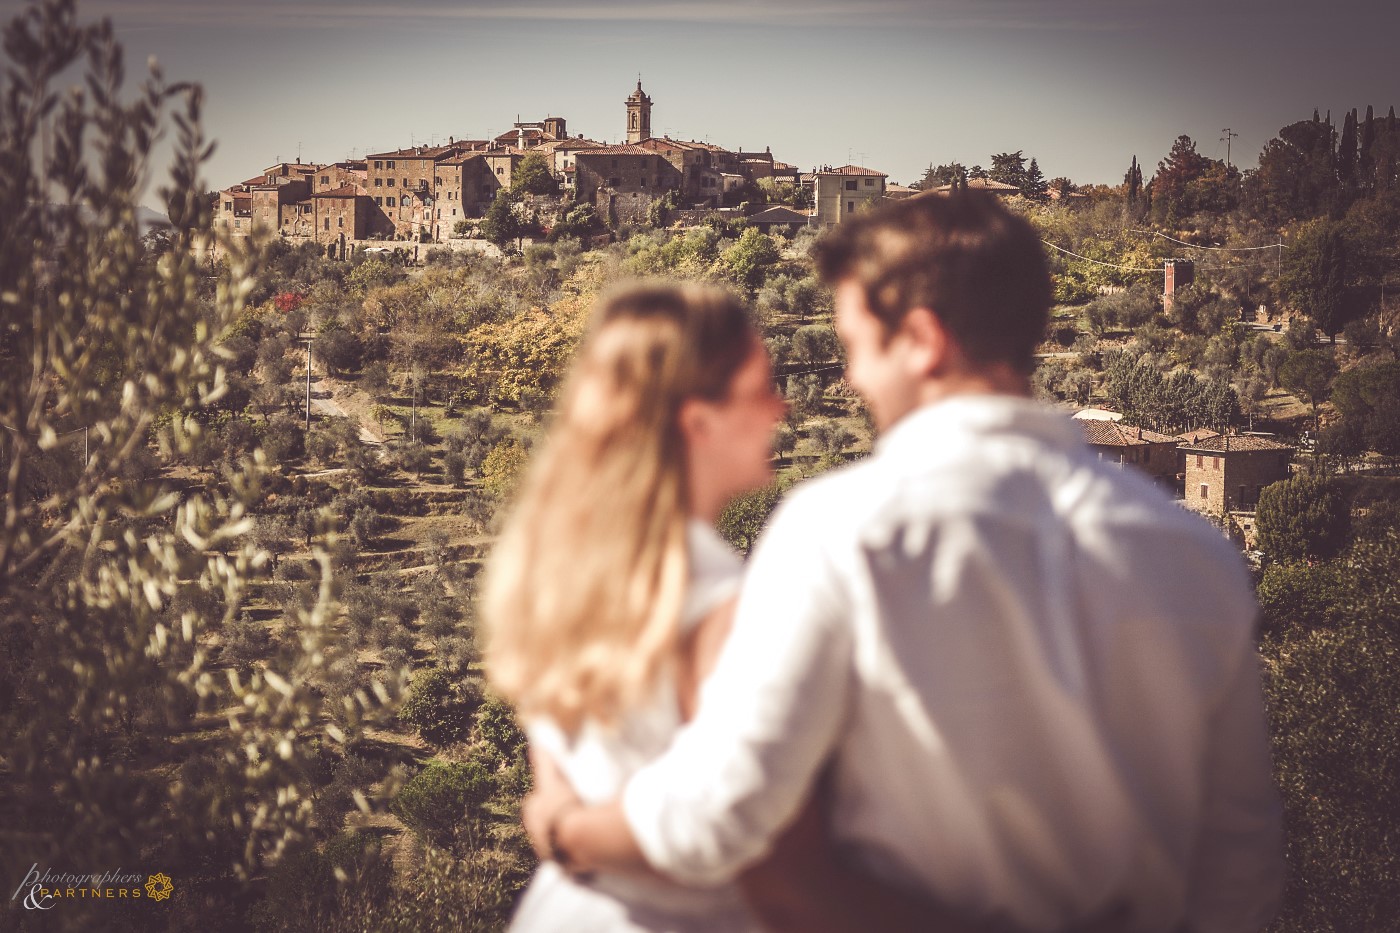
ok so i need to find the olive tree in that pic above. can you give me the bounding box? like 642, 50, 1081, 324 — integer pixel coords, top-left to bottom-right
0, 1, 401, 919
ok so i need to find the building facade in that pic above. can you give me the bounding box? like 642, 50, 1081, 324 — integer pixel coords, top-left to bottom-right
813, 165, 887, 227
1079, 420, 1180, 487
1180, 434, 1292, 515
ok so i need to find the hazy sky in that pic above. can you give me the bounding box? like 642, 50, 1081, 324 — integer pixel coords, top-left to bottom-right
7, 0, 1397, 207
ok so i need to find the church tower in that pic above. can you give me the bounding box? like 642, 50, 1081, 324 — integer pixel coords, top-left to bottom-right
625, 79, 652, 144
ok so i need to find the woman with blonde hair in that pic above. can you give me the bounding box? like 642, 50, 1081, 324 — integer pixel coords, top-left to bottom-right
484, 282, 785, 931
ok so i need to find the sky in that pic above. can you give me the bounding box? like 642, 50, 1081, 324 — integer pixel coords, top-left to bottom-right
5, 0, 1398, 209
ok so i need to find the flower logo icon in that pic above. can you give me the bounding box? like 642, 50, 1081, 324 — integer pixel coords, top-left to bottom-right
144, 872, 173, 902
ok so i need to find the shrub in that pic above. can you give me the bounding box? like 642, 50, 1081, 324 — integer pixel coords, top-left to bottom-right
1255, 561, 1349, 633
717, 482, 787, 555
474, 694, 527, 761
480, 438, 529, 501
1255, 474, 1350, 561
391, 758, 496, 849
399, 667, 484, 746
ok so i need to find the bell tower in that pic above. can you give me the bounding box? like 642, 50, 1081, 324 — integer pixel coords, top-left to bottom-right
625, 78, 652, 144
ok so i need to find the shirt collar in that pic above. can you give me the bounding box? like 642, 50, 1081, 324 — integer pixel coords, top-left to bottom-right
686, 519, 742, 575
876, 393, 1083, 458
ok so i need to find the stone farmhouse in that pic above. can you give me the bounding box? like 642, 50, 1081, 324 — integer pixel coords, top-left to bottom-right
213, 79, 867, 248
1180, 433, 1293, 516
1078, 419, 1180, 488
1074, 415, 1296, 540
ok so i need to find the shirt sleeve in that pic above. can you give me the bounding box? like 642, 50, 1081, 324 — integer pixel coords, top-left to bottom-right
622, 492, 855, 887
1184, 630, 1286, 933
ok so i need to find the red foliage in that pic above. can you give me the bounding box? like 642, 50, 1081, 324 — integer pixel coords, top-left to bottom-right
274, 292, 305, 314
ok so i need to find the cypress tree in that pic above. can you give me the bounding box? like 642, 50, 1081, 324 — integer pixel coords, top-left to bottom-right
1338, 109, 1357, 184
1360, 105, 1376, 186
1024, 157, 1048, 200
1125, 155, 1142, 205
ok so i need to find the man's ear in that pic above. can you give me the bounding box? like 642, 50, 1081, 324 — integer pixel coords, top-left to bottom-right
677, 398, 709, 444
899, 307, 951, 377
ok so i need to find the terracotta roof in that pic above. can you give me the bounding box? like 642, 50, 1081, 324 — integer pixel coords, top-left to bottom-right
640, 137, 705, 152
921, 178, 1023, 196
1080, 420, 1177, 447
1181, 434, 1294, 453
817, 164, 886, 177
575, 145, 664, 157
1176, 428, 1220, 444
771, 161, 798, 171
532, 138, 603, 153
747, 206, 810, 223
366, 144, 460, 160
312, 185, 361, 198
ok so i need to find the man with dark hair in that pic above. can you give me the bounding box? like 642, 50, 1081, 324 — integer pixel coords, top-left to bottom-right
527, 191, 1284, 932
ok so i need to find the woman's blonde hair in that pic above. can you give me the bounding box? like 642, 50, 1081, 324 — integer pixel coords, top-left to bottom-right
483, 283, 757, 733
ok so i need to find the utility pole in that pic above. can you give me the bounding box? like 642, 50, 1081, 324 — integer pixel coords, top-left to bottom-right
1220, 128, 1238, 168
304, 337, 313, 435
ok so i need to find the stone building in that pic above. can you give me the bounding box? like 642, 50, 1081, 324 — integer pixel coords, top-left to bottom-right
635, 137, 724, 207
251, 177, 314, 237
746, 205, 811, 235
311, 161, 367, 193
533, 137, 605, 193
573, 145, 678, 224
310, 185, 371, 252
813, 164, 887, 227
1079, 420, 1180, 487
1180, 433, 1292, 515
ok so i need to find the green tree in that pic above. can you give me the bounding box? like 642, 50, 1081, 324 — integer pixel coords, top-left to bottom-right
480, 437, 529, 499
721, 227, 779, 290
1260, 532, 1400, 931
1278, 349, 1338, 422
1338, 108, 1358, 186
1282, 220, 1350, 338
391, 758, 496, 849
1124, 155, 1143, 207
399, 667, 484, 746
481, 189, 523, 250
716, 482, 786, 555
1247, 117, 1339, 223
772, 423, 797, 460
989, 150, 1027, 191
0, 0, 401, 914
1255, 473, 1350, 561
510, 152, 558, 196
1023, 157, 1049, 201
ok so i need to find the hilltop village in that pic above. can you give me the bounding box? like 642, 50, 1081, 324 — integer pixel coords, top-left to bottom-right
216, 80, 898, 250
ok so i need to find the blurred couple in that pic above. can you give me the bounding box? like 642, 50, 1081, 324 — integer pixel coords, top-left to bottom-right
483, 192, 1284, 933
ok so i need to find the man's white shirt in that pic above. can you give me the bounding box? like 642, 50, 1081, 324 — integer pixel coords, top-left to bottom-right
623, 395, 1283, 933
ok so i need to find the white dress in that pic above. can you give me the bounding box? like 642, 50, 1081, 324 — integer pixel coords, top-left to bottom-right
509, 521, 761, 933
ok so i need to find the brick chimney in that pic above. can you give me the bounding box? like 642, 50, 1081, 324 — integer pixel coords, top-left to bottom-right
1163, 259, 1195, 312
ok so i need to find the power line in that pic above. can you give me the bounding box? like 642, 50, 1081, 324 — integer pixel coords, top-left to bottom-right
1131, 229, 1284, 252
1040, 240, 1160, 273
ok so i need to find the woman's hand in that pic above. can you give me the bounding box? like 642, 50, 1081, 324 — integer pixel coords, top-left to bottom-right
521, 746, 582, 863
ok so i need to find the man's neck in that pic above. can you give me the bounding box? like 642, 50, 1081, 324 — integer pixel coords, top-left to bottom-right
911, 365, 1032, 410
